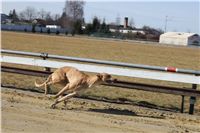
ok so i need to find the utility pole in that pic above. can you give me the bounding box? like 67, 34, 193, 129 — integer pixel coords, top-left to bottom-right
164, 15, 168, 33
164, 15, 173, 33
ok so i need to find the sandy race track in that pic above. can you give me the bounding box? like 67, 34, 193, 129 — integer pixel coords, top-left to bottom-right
1, 87, 200, 133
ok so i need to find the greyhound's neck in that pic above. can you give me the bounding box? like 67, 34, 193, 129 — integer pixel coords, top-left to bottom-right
87, 75, 99, 88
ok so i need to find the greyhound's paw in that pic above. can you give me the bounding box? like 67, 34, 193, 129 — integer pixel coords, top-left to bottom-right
46, 94, 55, 99
50, 104, 56, 109
63, 101, 68, 107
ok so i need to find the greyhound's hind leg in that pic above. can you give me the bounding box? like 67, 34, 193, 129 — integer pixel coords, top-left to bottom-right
54, 84, 71, 98
44, 83, 49, 95
51, 92, 77, 109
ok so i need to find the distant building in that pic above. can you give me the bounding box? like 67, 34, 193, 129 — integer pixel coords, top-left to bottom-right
159, 32, 200, 46
124, 17, 128, 29
109, 25, 146, 35
1, 13, 12, 24
33, 19, 47, 27
46, 25, 61, 29
109, 17, 146, 35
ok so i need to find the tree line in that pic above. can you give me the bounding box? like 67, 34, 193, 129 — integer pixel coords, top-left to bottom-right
7, 0, 163, 41
8, 1, 109, 34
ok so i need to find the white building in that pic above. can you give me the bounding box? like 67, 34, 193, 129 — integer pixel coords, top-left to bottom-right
46, 25, 61, 29
109, 27, 146, 35
159, 32, 200, 46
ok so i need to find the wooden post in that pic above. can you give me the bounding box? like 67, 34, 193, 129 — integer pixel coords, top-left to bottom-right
181, 95, 185, 113
189, 84, 197, 115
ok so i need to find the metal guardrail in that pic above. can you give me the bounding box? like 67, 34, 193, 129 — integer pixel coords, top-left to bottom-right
2, 66, 200, 97
1, 49, 200, 115
2, 49, 200, 75
1, 55, 200, 84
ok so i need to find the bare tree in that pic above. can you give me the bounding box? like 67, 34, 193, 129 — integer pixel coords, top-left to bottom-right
19, 12, 25, 20
58, 12, 71, 28
45, 12, 52, 20
63, 0, 85, 21
38, 9, 47, 19
129, 18, 135, 28
19, 6, 37, 21
44, 12, 55, 25
54, 14, 61, 21
115, 14, 121, 26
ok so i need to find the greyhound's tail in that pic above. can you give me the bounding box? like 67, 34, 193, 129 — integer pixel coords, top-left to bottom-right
35, 75, 52, 88
35, 80, 46, 87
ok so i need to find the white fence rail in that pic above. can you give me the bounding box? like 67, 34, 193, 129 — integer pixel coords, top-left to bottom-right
2, 49, 200, 75
1, 55, 200, 84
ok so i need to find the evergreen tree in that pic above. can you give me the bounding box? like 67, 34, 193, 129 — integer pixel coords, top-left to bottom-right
73, 19, 83, 34
8, 9, 19, 22
92, 17, 100, 32
100, 19, 106, 33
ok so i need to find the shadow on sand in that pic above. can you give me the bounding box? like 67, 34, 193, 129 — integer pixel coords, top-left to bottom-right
88, 108, 137, 116
88, 107, 165, 119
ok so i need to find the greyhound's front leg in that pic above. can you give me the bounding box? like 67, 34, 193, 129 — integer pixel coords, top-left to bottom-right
44, 83, 49, 95
50, 92, 77, 109
54, 84, 70, 98
63, 100, 67, 107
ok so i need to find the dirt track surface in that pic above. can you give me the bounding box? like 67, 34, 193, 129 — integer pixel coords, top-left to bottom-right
1, 87, 200, 133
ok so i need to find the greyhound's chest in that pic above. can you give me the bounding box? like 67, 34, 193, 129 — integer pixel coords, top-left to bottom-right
73, 81, 89, 93
76, 83, 88, 91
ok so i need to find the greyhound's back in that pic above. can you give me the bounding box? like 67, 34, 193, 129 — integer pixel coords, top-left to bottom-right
59, 66, 88, 83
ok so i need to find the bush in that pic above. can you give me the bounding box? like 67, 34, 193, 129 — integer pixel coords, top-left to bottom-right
65, 31, 68, 35
40, 28, 43, 33
84, 24, 93, 35
47, 28, 51, 34
56, 30, 60, 35
32, 25, 36, 33
71, 30, 75, 36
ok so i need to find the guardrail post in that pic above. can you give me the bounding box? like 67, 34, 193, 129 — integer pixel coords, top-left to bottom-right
41, 53, 51, 93
181, 95, 185, 113
40, 53, 51, 72
189, 84, 197, 115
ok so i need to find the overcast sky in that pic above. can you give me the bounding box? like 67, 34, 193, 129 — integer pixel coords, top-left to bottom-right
2, 0, 199, 34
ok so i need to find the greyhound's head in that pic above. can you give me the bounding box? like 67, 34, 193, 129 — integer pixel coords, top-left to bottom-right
88, 73, 116, 88
96, 73, 115, 83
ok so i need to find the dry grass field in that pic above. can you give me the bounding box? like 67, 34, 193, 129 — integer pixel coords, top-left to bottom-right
2, 31, 200, 70
1, 31, 200, 132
